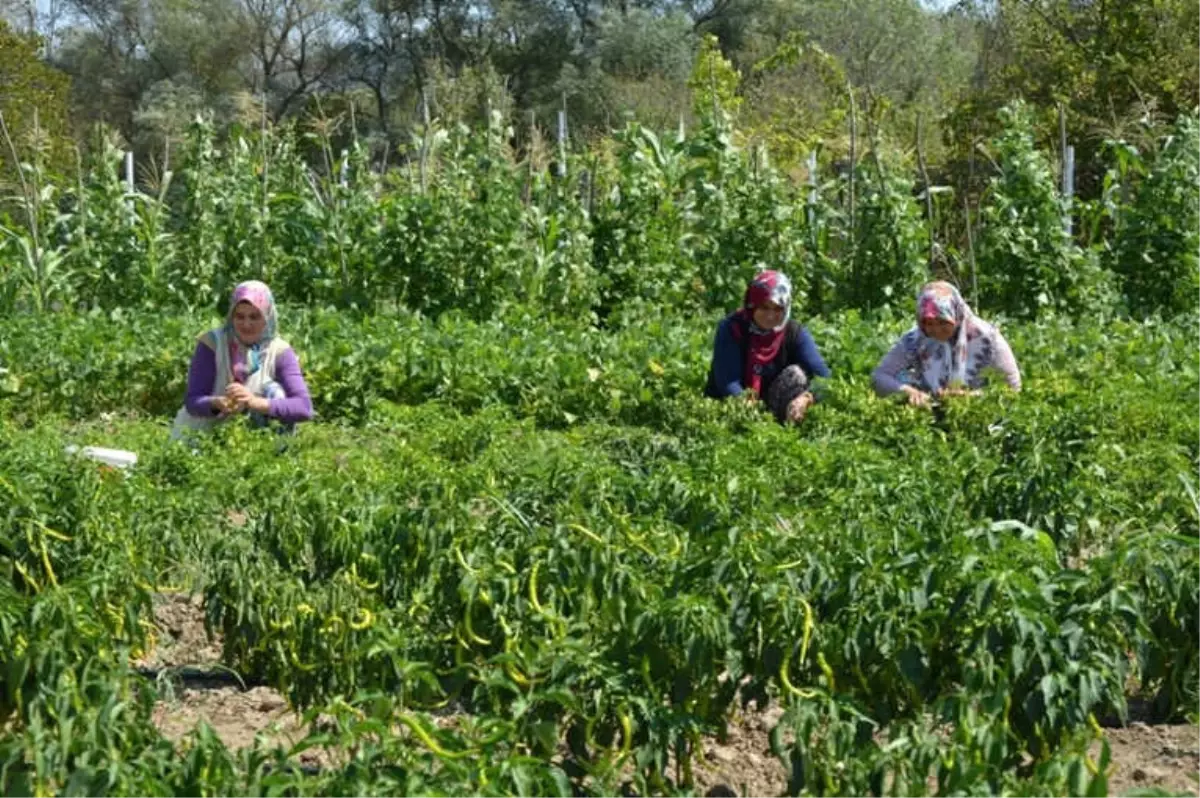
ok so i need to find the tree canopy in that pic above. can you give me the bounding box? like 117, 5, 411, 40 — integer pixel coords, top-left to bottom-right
0, 0, 1193, 195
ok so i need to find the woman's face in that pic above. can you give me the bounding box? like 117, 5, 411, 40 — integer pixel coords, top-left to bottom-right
920, 317, 957, 342
752, 301, 785, 331
232, 301, 267, 344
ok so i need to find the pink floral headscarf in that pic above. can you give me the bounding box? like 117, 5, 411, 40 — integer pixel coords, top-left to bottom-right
915, 281, 977, 391
225, 280, 277, 383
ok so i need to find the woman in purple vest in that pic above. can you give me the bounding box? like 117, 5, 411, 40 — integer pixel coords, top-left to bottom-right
705, 270, 831, 423
171, 280, 313, 439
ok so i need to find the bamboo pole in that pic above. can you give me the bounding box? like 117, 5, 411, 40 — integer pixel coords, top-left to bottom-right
847, 81, 857, 239
915, 113, 936, 272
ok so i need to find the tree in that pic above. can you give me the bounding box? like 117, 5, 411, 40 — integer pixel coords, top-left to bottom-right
338, 0, 428, 139
0, 20, 73, 313
0, 0, 71, 56
734, 0, 977, 167
53, 0, 248, 148
238, 0, 347, 122
688, 32, 740, 122
0, 20, 72, 181
947, 0, 1200, 199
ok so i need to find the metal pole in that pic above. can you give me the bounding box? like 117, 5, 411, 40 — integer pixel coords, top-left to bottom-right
1063, 144, 1075, 235
557, 95, 568, 179
916, 113, 936, 272
847, 81, 857, 239
418, 89, 430, 194
964, 194, 978, 305
806, 151, 817, 229
1058, 103, 1071, 235
1058, 104, 1067, 172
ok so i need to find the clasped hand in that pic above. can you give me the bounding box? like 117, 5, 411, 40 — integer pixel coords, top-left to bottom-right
901, 385, 980, 407
213, 383, 269, 416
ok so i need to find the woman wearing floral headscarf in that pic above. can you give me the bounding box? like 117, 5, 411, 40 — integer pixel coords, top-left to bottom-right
705, 270, 831, 423
872, 281, 1021, 406
171, 280, 313, 439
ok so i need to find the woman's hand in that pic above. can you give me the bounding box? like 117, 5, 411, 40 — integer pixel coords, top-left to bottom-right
211, 395, 237, 416
786, 392, 815, 423
901, 385, 932, 407
225, 383, 271, 414
936, 387, 982, 399
225, 382, 252, 411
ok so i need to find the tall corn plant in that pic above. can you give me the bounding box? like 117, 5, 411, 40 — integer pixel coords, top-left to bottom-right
680, 119, 809, 315
207, 130, 282, 301
837, 150, 929, 313
798, 152, 844, 318
175, 119, 300, 309
0, 113, 71, 312
522, 163, 599, 318
300, 123, 385, 308
258, 126, 317, 300
381, 113, 528, 319
590, 124, 688, 323
176, 118, 228, 310
437, 113, 528, 318
65, 127, 177, 308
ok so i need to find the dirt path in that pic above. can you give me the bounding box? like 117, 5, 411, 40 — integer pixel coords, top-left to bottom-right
139, 593, 222, 670
141, 594, 299, 747
1102, 723, 1199, 797
143, 595, 1198, 796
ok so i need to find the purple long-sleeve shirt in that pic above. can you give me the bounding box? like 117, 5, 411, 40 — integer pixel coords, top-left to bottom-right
184, 342, 314, 423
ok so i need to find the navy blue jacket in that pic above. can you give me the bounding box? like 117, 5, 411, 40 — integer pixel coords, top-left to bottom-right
705, 314, 831, 398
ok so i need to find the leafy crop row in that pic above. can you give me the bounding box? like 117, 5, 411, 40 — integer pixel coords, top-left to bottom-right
0, 308, 1195, 795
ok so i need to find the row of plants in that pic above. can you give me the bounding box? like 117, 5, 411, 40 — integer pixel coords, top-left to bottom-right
1, 307, 1195, 794
2, 302, 1195, 424
1, 103, 1196, 321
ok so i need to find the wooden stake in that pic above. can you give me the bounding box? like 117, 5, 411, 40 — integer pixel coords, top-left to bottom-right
847, 80, 857, 239
964, 194, 978, 304
915, 113, 935, 273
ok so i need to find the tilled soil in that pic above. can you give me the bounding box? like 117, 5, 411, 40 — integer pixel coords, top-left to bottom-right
1101, 723, 1199, 797
145, 595, 1198, 796
152, 684, 302, 752
139, 593, 223, 670
691, 705, 787, 797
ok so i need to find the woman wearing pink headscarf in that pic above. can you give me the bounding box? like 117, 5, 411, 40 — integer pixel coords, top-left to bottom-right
873, 281, 1021, 406
171, 281, 313, 438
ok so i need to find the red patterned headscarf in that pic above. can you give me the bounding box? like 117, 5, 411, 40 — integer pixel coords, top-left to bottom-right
733, 270, 793, 395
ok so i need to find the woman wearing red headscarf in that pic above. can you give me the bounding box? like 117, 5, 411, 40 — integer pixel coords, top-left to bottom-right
705, 270, 830, 423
